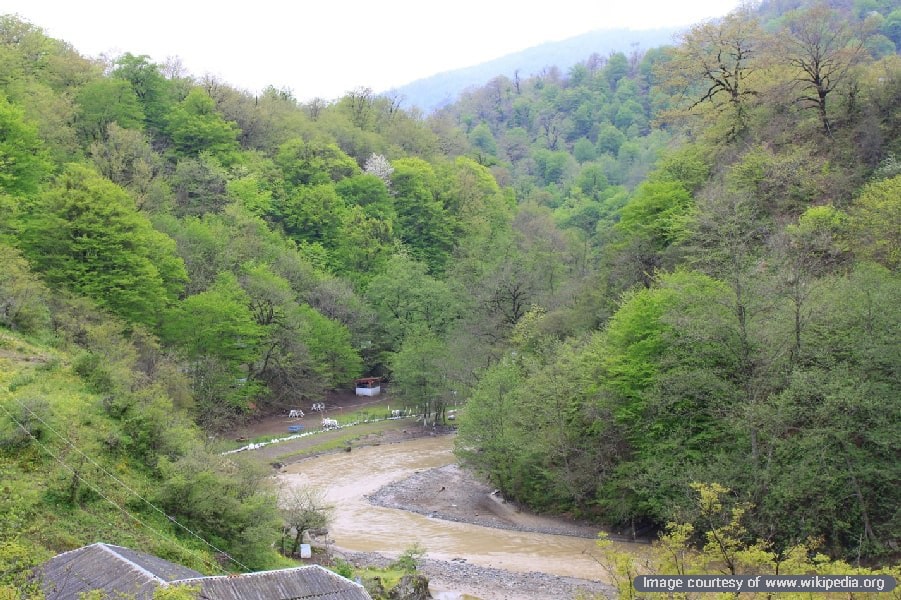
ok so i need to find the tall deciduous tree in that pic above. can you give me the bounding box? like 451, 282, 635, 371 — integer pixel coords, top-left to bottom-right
20, 164, 186, 325
75, 78, 144, 142
112, 53, 174, 133
390, 158, 456, 272
663, 10, 764, 133
167, 88, 240, 163
390, 329, 452, 423
0, 93, 51, 197
782, 3, 868, 136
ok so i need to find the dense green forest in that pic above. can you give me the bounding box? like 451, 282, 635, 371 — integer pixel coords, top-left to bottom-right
0, 0, 899, 587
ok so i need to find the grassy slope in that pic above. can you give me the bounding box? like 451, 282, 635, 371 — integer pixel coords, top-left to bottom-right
0, 328, 223, 572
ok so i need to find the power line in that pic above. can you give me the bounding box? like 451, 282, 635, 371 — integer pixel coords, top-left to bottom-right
0, 400, 249, 573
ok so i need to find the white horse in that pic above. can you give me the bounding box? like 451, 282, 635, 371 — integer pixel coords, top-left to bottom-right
311, 402, 325, 412
288, 409, 304, 419
321, 418, 339, 429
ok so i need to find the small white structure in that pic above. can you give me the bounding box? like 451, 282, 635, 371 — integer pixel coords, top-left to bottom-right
355, 377, 381, 397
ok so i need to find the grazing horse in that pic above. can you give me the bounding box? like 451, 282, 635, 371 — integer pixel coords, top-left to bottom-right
321, 418, 339, 429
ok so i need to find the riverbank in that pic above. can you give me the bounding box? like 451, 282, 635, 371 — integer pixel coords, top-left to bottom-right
368, 463, 603, 540
338, 550, 612, 600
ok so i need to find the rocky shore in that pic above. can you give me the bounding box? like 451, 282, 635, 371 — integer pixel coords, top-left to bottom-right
339, 550, 613, 600
367, 463, 606, 539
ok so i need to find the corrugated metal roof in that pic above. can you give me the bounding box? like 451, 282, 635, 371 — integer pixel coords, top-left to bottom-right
40, 542, 201, 600
39, 544, 372, 600
181, 565, 372, 600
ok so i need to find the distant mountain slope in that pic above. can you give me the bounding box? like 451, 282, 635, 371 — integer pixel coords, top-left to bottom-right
390, 27, 681, 113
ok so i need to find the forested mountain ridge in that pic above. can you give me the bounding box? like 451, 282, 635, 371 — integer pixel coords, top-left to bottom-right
0, 0, 899, 586
391, 26, 680, 113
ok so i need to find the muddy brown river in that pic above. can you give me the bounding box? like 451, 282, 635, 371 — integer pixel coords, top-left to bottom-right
278, 435, 644, 584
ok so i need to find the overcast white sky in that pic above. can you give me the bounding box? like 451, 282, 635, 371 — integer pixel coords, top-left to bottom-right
4, 0, 740, 101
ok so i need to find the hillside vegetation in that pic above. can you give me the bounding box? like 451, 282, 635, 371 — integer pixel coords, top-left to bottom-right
0, 0, 899, 592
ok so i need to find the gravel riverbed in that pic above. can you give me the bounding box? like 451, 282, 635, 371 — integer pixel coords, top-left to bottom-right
339, 550, 613, 600
350, 463, 616, 599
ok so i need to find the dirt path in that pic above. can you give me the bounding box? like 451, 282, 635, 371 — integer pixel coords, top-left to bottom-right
245, 418, 436, 462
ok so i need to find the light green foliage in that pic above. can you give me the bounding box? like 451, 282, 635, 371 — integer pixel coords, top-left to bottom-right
442, 156, 512, 242
390, 158, 456, 272
648, 145, 711, 193
391, 543, 426, 574
275, 138, 359, 187
19, 163, 187, 325
227, 174, 273, 217
329, 204, 394, 282
156, 447, 281, 568
335, 173, 392, 215
295, 304, 362, 388
596, 123, 626, 155
532, 148, 572, 185
163, 272, 264, 424
601, 285, 675, 405
281, 183, 346, 244
153, 585, 200, 600
0, 244, 50, 333
389, 330, 451, 422
847, 175, 901, 269
365, 253, 460, 348
165, 272, 263, 366
75, 78, 144, 142
112, 53, 174, 132
572, 137, 597, 163
574, 164, 609, 200
0, 93, 51, 197
468, 122, 497, 157
455, 358, 528, 498
167, 88, 240, 163
0, 539, 47, 599
884, 8, 901, 47
616, 181, 694, 249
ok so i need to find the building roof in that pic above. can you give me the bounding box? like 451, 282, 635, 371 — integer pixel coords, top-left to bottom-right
39, 543, 372, 600
181, 565, 371, 600
39, 543, 203, 600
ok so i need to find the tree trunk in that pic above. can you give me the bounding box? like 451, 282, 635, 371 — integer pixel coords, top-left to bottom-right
292, 529, 304, 555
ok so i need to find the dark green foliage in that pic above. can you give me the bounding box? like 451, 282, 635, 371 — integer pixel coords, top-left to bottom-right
390, 158, 456, 272
75, 78, 145, 142
112, 53, 175, 133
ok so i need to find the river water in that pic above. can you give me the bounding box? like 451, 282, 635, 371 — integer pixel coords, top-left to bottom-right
278, 434, 643, 582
